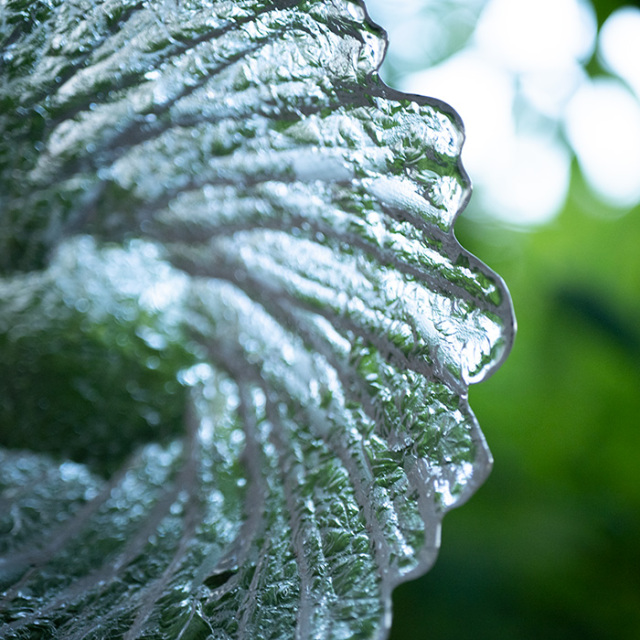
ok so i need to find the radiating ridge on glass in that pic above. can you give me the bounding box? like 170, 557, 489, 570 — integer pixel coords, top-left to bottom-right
0, 1, 514, 639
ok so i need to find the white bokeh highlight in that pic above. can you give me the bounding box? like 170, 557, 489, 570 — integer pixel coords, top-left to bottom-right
599, 7, 640, 99
565, 78, 640, 207
366, 0, 640, 225
474, 0, 596, 72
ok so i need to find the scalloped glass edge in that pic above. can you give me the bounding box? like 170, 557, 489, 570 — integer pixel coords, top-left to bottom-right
358, 0, 516, 587
0, 1, 517, 637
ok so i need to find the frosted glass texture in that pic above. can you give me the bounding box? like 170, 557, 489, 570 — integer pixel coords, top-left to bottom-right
0, 1, 514, 638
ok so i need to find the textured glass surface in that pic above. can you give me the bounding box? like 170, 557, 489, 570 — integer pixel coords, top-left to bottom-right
0, 1, 514, 638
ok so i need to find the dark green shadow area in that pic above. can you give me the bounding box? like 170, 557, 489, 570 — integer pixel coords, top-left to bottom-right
0, 257, 196, 477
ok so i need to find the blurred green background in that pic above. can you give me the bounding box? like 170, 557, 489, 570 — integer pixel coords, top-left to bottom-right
363, 0, 640, 638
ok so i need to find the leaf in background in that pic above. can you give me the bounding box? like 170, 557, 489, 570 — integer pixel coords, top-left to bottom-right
0, 1, 514, 638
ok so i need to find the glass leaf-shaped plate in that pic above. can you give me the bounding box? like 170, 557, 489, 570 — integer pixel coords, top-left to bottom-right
0, 1, 515, 638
